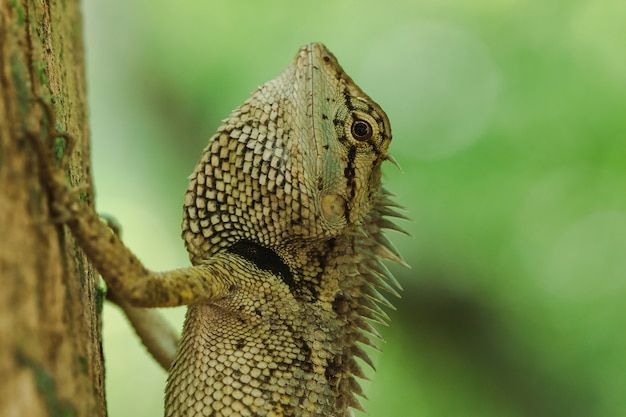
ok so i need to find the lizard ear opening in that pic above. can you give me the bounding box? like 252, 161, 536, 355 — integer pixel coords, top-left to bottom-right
321, 194, 347, 225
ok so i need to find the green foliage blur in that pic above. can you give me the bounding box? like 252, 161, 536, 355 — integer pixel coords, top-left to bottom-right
84, 1, 626, 416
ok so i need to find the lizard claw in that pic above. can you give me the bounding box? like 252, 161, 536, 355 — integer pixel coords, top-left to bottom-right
27, 97, 76, 174
99, 213, 123, 237
25, 98, 88, 224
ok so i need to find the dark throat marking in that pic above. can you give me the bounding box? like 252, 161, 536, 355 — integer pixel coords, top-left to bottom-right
228, 240, 296, 291
228, 240, 321, 302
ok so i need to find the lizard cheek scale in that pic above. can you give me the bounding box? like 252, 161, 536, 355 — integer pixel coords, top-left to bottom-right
35, 42, 406, 417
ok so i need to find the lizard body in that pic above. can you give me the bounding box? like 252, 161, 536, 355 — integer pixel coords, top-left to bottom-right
32, 43, 405, 417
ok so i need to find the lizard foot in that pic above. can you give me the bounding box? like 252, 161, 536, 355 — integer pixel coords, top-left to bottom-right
28, 98, 75, 172
26, 98, 89, 223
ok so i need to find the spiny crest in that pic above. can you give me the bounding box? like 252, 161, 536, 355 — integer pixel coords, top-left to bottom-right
343, 186, 409, 411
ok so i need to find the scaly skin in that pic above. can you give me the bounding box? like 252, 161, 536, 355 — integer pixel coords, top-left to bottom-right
32, 43, 406, 417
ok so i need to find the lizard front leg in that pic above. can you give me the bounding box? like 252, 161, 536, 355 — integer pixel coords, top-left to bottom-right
29, 101, 233, 310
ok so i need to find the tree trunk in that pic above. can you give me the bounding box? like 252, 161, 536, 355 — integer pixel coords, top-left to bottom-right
0, 0, 106, 416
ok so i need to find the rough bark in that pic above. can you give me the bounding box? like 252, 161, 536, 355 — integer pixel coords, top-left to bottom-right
0, 0, 106, 416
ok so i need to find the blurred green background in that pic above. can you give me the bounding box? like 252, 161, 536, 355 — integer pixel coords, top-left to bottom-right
82, 1, 626, 416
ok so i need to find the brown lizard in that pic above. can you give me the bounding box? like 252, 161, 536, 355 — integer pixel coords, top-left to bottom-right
32, 43, 406, 417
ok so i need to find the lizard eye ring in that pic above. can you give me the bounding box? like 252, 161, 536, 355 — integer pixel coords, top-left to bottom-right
351, 120, 373, 141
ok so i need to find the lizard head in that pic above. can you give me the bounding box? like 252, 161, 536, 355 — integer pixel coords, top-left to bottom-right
183, 43, 395, 263
281, 43, 394, 237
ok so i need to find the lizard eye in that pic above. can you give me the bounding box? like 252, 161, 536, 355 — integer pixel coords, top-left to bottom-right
351, 120, 372, 141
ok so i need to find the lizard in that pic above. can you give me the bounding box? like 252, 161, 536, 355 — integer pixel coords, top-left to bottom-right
31, 42, 407, 417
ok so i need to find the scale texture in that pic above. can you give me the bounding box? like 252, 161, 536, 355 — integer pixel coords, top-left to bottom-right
33, 43, 405, 417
